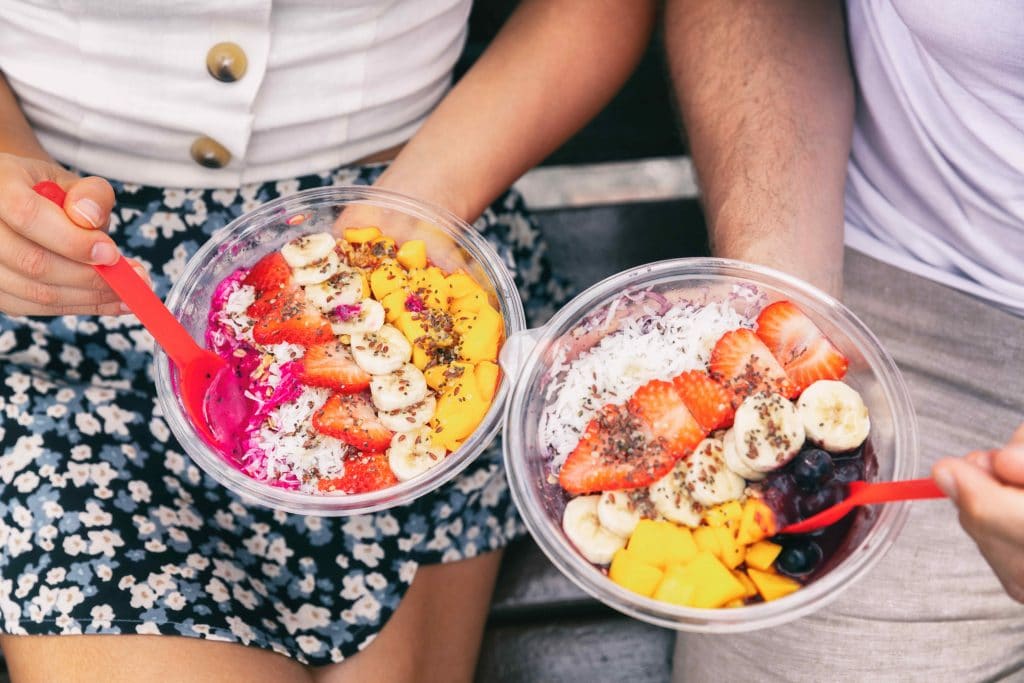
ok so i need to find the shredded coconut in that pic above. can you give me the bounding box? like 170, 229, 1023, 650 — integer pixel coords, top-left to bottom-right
540, 296, 750, 469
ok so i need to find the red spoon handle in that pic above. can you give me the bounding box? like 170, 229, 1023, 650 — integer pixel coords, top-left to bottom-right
32, 181, 204, 369
852, 477, 946, 504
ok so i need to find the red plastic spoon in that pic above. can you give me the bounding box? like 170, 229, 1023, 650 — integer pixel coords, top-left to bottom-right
33, 181, 243, 448
779, 478, 946, 534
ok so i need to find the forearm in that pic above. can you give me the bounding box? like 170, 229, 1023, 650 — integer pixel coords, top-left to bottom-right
0, 72, 51, 161
666, 0, 852, 296
377, 0, 657, 221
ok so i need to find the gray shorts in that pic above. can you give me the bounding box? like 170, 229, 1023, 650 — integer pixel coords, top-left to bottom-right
674, 250, 1024, 682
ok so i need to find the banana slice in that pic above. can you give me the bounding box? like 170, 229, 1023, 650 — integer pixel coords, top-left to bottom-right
597, 490, 643, 538
281, 232, 336, 268
561, 495, 626, 565
378, 394, 436, 433
304, 269, 363, 311
370, 363, 428, 411
648, 462, 702, 528
387, 427, 446, 481
293, 250, 341, 286
731, 392, 805, 473
331, 298, 385, 335
797, 379, 870, 452
351, 325, 413, 375
685, 438, 747, 507
721, 429, 766, 481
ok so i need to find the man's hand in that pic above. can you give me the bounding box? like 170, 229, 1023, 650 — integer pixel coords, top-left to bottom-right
933, 424, 1024, 603
0, 154, 146, 316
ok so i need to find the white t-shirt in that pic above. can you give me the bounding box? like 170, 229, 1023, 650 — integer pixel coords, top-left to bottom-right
844, 0, 1024, 315
0, 0, 471, 188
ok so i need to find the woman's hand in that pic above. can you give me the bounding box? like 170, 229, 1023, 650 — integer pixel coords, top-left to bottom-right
933, 423, 1024, 603
0, 153, 139, 316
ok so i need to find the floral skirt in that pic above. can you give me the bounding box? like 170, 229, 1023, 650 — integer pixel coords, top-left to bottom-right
0, 163, 569, 665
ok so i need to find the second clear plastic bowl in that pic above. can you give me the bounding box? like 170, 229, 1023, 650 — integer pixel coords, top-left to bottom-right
155, 186, 526, 516
501, 258, 918, 632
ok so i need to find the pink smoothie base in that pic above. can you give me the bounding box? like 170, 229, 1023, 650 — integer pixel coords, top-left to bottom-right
198, 268, 303, 490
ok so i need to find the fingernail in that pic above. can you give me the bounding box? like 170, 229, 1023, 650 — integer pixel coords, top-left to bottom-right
933, 467, 958, 503
90, 242, 119, 265
973, 451, 993, 472
72, 198, 104, 229
119, 302, 131, 314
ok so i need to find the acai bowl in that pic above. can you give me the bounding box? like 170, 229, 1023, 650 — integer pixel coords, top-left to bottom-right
501, 258, 917, 632
155, 186, 525, 516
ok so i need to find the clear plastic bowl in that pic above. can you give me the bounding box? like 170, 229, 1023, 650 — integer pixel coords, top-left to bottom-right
501, 258, 918, 632
155, 186, 526, 516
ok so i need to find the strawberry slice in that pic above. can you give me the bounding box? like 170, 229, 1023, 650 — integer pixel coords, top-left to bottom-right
244, 253, 294, 318
671, 370, 736, 431
313, 392, 393, 452
755, 300, 848, 392
627, 379, 705, 457
317, 451, 398, 494
301, 341, 371, 393
710, 328, 798, 400
251, 288, 333, 347
558, 404, 680, 495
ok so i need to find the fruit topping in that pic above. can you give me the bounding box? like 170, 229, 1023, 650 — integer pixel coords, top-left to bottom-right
558, 404, 680, 495
300, 340, 371, 393
251, 288, 333, 346
313, 392, 394, 452
710, 329, 798, 400
561, 494, 627, 565
775, 539, 823, 576
627, 380, 706, 458
671, 370, 737, 431
317, 451, 398, 494
792, 448, 835, 492
756, 301, 848, 393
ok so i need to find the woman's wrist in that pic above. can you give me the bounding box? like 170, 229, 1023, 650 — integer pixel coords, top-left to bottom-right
372, 163, 476, 223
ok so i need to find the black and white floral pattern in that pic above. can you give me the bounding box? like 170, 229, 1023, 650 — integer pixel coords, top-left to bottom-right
0, 163, 569, 665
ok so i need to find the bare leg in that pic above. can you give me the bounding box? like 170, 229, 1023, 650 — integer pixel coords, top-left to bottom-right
316, 550, 503, 683
0, 633, 311, 683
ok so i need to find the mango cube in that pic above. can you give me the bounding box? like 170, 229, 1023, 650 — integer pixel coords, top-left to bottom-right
724, 599, 746, 608
733, 570, 758, 599
673, 551, 747, 609
744, 541, 783, 571
692, 526, 721, 560
455, 303, 502, 362
713, 526, 745, 569
396, 239, 427, 270
344, 226, 381, 243
609, 549, 664, 598
626, 520, 698, 569
433, 370, 489, 443
653, 565, 697, 607
446, 272, 482, 299
382, 288, 410, 322
475, 361, 500, 401
747, 568, 801, 602
703, 500, 743, 528
424, 364, 450, 391
409, 267, 450, 309
736, 498, 778, 546
451, 290, 489, 316
369, 259, 408, 299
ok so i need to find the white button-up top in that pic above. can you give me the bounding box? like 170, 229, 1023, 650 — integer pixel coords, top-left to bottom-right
0, 0, 471, 188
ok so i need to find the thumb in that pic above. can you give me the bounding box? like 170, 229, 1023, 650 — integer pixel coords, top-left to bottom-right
991, 423, 1024, 487
63, 176, 115, 230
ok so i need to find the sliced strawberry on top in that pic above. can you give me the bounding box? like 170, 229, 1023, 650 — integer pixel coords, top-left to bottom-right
313, 392, 393, 452
252, 288, 333, 347
301, 341, 371, 393
627, 379, 706, 457
671, 370, 736, 431
558, 404, 680, 495
755, 301, 848, 392
710, 328, 798, 400
317, 451, 398, 494
243, 252, 294, 317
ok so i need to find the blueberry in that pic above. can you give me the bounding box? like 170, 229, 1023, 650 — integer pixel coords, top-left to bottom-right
792, 449, 835, 492
833, 460, 864, 484
776, 540, 823, 575
798, 480, 847, 518
759, 473, 799, 523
